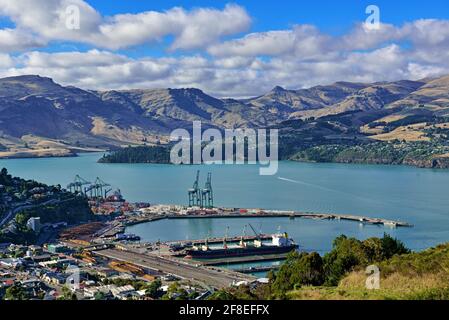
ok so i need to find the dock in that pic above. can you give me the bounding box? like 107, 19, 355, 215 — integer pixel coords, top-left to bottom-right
198, 253, 291, 266
233, 265, 280, 274
166, 234, 272, 246
168, 211, 413, 228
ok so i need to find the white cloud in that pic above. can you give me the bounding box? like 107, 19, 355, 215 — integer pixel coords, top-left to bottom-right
0, 53, 13, 68
0, 1, 449, 97
208, 25, 331, 59
0, 0, 251, 51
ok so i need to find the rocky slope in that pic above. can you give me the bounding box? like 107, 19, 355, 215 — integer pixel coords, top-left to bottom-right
0, 74, 449, 158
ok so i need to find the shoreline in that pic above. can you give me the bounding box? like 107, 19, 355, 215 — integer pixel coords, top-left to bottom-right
2, 147, 449, 172
121, 209, 413, 235
0, 149, 105, 160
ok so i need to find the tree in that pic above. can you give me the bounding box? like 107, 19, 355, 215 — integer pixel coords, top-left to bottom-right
380, 233, 410, 258
208, 290, 236, 300
271, 251, 325, 294
94, 291, 106, 300
146, 279, 162, 298
59, 286, 77, 300
5, 284, 27, 300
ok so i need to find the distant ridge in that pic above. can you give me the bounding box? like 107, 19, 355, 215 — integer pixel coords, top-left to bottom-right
1, 74, 449, 157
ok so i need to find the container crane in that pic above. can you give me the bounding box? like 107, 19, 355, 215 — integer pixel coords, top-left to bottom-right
188, 170, 202, 207
201, 172, 214, 209
67, 175, 91, 195
85, 177, 112, 199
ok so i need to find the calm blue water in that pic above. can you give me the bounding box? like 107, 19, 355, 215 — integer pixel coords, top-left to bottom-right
2, 152, 449, 252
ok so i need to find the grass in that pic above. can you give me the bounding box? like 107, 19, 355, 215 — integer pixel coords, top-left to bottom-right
289, 243, 449, 300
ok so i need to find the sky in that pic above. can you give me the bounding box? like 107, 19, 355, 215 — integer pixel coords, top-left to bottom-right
0, 0, 449, 97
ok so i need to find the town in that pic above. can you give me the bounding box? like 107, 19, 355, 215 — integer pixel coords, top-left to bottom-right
0, 169, 271, 300
0, 169, 412, 300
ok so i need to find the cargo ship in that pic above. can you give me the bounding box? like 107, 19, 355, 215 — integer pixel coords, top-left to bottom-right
185, 230, 298, 259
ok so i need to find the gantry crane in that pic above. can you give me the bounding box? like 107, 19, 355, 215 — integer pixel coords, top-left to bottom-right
85, 177, 112, 199
188, 170, 202, 207
201, 172, 214, 209
67, 175, 91, 195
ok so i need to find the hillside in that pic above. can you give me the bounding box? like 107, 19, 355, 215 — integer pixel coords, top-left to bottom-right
210, 235, 449, 300
288, 243, 449, 300
1, 74, 449, 160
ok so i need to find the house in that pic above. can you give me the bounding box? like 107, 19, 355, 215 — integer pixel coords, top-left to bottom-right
39, 258, 74, 269
47, 244, 69, 254
84, 284, 116, 298
31, 254, 53, 263
42, 272, 66, 285
96, 267, 119, 279
0, 258, 25, 268
110, 285, 137, 300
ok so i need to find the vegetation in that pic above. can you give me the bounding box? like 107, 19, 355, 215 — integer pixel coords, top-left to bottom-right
0, 168, 94, 245
290, 141, 449, 168
98, 146, 171, 164
4, 284, 28, 300
209, 234, 449, 301
146, 279, 162, 299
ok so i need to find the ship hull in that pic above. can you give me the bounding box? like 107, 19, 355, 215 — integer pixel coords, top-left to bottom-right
186, 245, 298, 259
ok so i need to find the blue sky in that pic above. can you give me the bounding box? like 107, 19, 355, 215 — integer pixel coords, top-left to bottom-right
86, 0, 449, 32
0, 0, 449, 96
4, 0, 449, 57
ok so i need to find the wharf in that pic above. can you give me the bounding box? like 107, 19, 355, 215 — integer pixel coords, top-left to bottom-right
234, 265, 280, 274
168, 211, 413, 228
166, 235, 272, 246
198, 253, 291, 266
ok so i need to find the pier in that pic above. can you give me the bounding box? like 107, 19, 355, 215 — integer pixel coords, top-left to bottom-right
198, 253, 291, 266
233, 265, 280, 274
168, 211, 413, 228
166, 235, 273, 246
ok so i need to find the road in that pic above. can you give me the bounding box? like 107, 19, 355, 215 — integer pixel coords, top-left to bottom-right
95, 249, 256, 289
0, 199, 60, 228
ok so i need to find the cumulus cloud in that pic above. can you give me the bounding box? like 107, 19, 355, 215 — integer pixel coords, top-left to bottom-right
208, 25, 332, 59
0, 28, 46, 52
1, 1, 449, 97
0, 0, 251, 51
0, 53, 14, 68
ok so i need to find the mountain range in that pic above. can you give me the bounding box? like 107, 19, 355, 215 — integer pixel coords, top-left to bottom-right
1, 74, 449, 158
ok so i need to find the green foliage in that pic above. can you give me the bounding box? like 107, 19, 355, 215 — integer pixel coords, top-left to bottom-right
290, 141, 449, 168
146, 279, 162, 298
208, 290, 237, 300
405, 288, 449, 300
98, 146, 171, 164
94, 291, 106, 300
271, 252, 324, 293
322, 234, 409, 286
4, 284, 27, 300
269, 234, 409, 296
58, 286, 77, 300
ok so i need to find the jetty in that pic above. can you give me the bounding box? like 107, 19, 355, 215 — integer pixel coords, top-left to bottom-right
168, 211, 413, 228
198, 253, 291, 266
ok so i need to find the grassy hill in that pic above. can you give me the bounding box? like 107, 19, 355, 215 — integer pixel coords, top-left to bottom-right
289, 243, 449, 300
210, 235, 449, 300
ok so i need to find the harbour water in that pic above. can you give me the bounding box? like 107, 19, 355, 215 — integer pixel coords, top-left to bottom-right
2, 152, 449, 254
